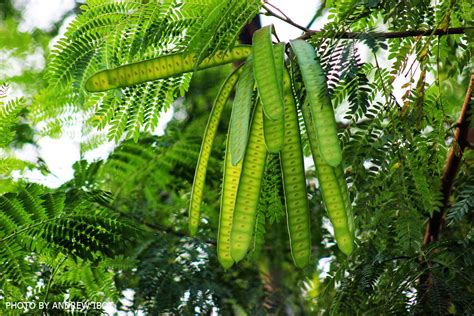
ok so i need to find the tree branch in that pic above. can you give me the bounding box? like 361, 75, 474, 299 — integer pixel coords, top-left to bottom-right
417, 73, 472, 311
423, 73, 473, 246
300, 27, 472, 40
262, 0, 471, 41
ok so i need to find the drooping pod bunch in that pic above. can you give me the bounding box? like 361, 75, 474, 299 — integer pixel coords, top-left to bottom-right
85, 25, 354, 268
227, 26, 312, 267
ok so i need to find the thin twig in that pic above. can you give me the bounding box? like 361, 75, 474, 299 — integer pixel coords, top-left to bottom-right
262, 4, 311, 33
305, 5, 324, 29
103, 203, 217, 245
265, 2, 292, 23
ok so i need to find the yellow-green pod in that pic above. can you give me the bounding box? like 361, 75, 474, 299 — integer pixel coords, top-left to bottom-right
252, 26, 285, 122
138, 60, 148, 80
301, 99, 353, 255
230, 58, 254, 166
290, 39, 342, 167
217, 127, 244, 270
334, 165, 355, 236
129, 64, 141, 86
85, 46, 251, 92
188, 66, 243, 236
280, 68, 311, 268
230, 101, 267, 262
262, 43, 285, 153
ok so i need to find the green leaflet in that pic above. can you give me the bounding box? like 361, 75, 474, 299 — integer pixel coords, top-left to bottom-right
85, 46, 251, 92
230, 58, 254, 166
301, 98, 353, 256
230, 100, 267, 262
188, 66, 243, 237
280, 68, 311, 268
290, 39, 342, 167
263, 43, 285, 153
252, 26, 285, 122
218, 127, 244, 269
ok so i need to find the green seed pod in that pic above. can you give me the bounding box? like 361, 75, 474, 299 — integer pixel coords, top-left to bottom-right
301, 98, 354, 255
230, 101, 267, 262
230, 58, 254, 166
262, 43, 285, 153
290, 39, 342, 167
85, 46, 251, 92
188, 66, 243, 237
217, 127, 244, 269
280, 68, 311, 268
252, 25, 285, 122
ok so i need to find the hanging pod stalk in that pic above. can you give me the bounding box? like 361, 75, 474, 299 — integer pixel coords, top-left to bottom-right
230, 58, 255, 166
262, 43, 286, 153
230, 101, 267, 262
301, 98, 354, 255
188, 66, 243, 236
85, 46, 251, 92
290, 39, 342, 167
217, 126, 244, 269
280, 67, 312, 268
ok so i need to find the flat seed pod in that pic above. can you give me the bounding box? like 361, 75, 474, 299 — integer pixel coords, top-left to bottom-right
334, 165, 355, 236
230, 58, 254, 166
263, 43, 285, 153
280, 68, 311, 268
301, 99, 354, 255
290, 39, 342, 167
188, 66, 243, 237
85, 46, 251, 92
252, 25, 285, 122
230, 101, 267, 262
217, 127, 244, 269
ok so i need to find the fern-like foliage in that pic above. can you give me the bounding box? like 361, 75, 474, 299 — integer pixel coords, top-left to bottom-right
0, 83, 37, 191
0, 184, 134, 295
447, 169, 474, 224
183, 0, 261, 62
0, 87, 26, 147
41, 0, 261, 145
41, 0, 191, 143
249, 154, 285, 258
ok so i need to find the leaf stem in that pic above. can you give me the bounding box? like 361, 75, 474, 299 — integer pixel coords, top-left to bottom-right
0, 220, 48, 244
43, 255, 68, 303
